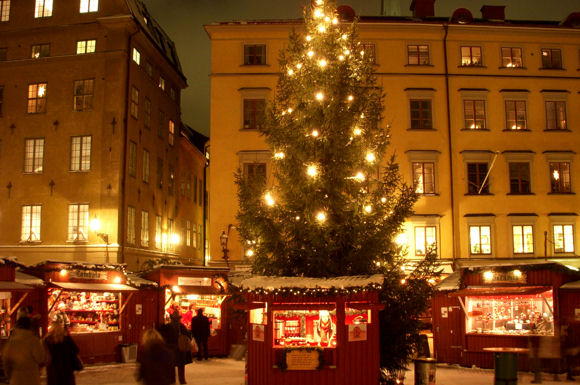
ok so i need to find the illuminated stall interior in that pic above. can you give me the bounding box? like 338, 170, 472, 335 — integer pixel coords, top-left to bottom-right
165, 287, 226, 330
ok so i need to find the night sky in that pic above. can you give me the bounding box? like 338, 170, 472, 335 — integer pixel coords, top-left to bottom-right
141, 0, 579, 137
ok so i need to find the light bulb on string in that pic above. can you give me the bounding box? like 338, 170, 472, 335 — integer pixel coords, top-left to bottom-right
324, 16, 330, 22
287, 107, 293, 114
296, 63, 303, 69
313, 9, 323, 18
364, 205, 372, 214
342, 34, 348, 40
264, 192, 275, 206
308, 50, 315, 58
354, 172, 365, 182
353, 127, 362, 136
274, 152, 285, 159
315, 92, 324, 101
307, 164, 318, 177
287, 68, 294, 76
338, 55, 345, 61
317, 25, 326, 33
306, 35, 312, 42
344, 49, 350, 56
381, 197, 387, 203
365, 152, 376, 163
246, 249, 254, 257
311, 129, 319, 137
316, 211, 326, 222
318, 59, 327, 68
332, 18, 338, 25
347, 95, 354, 102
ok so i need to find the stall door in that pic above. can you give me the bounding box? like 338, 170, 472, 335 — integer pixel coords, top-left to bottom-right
434, 295, 463, 365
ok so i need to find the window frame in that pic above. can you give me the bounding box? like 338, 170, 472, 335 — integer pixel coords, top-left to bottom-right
501, 47, 523, 68
31, 43, 50, 59
21, 204, 42, 242
155, 215, 162, 249
168, 120, 175, 145
414, 225, 437, 256
460, 45, 482, 67
407, 44, 430, 65
540, 48, 562, 69
73, 78, 94, 111
142, 149, 150, 183
469, 224, 492, 255
409, 99, 433, 129
412, 162, 435, 194
360, 42, 376, 64
130, 86, 139, 119
549, 161, 571, 193
24, 137, 44, 174
127, 206, 136, 245
545, 100, 567, 130
27, 83, 47, 114
244, 44, 266, 65
76, 39, 96, 54
70, 135, 91, 172
243, 99, 265, 130
34, 0, 53, 18
128, 141, 137, 178
67, 203, 89, 242
505, 100, 527, 130
79, 0, 98, 13
508, 162, 531, 194
511, 224, 535, 255
132, 48, 141, 65
467, 162, 489, 194
0, 0, 10, 22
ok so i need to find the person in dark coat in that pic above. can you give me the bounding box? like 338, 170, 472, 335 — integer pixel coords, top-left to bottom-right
136, 328, 174, 385
43, 320, 79, 385
159, 311, 192, 384
191, 308, 211, 361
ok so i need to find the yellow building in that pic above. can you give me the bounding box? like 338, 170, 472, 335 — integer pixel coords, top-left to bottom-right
205, 3, 580, 270
0, 0, 205, 270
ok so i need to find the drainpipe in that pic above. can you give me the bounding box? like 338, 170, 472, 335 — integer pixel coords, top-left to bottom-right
443, 24, 457, 269
203, 143, 210, 266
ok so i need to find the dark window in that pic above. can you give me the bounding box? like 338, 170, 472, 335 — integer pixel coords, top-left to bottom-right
73, 79, 94, 111
0, 85, 3, 116
505, 100, 527, 130
410, 99, 432, 129
460, 46, 482, 66
130, 86, 139, 118
157, 157, 163, 189
509, 162, 530, 193
464, 100, 486, 129
243, 99, 265, 129
467, 162, 489, 194
128, 141, 137, 177
158, 110, 165, 138
550, 162, 571, 193
244, 45, 266, 65
407, 45, 429, 65
545, 101, 567, 130
244, 162, 266, 185
541, 48, 562, 69
0, 48, 6, 61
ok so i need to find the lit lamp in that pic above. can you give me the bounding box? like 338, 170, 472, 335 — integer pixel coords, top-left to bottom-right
90, 218, 110, 262
220, 224, 234, 267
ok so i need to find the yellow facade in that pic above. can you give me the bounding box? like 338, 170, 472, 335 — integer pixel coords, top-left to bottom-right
206, 11, 580, 270
0, 0, 204, 271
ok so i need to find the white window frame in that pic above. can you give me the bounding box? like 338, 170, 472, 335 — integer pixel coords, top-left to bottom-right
79, 0, 98, 13
24, 138, 44, 174
70, 135, 91, 171
460, 89, 488, 130
466, 215, 495, 257
67, 204, 89, 242
544, 151, 574, 194
0, 0, 10, 22
186, 220, 191, 247
155, 215, 162, 249
407, 43, 430, 65
76, 40, 96, 55
34, 0, 53, 18
142, 149, 150, 183
239, 87, 270, 130
407, 215, 440, 258
132, 48, 141, 65
141, 210, 149, 247
405, 150, 440, 195
509, 215, 536, 256
21, 204, 41, 242
127, 206, 136, 245
549, 214, 576, 255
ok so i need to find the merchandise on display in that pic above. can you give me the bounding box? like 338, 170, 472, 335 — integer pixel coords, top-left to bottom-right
164, 290, 224, 330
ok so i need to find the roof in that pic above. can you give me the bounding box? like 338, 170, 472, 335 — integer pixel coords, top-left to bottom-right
15, 271, 44, 287
126, 273, 158, 288
435, 271, 460, 291
561, 280, 580, 290
240, 274, 384, 291
181, 123, 209, 155
31, 260, 127, 272
51, 282, 137, 292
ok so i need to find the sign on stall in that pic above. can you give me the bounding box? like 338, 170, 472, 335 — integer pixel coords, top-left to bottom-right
177, 277, 212, 286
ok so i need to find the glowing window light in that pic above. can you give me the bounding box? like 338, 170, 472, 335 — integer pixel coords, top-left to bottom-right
553, 170, 560, 180
307, 164, 318, 177
264, 192, 275, 206
274, 152, 285, 159
315, 0, 323, 4
513, 269, 522, 277
366, 152, 376, 163
113, 276, 122, 284
315, 92, 324, 101
172, 285, 180, 293
316, 211, 327, 222
364, 205, 372, 213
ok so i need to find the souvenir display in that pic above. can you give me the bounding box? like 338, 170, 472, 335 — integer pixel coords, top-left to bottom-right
272, 309, 338, 348
164, 289, 225, 331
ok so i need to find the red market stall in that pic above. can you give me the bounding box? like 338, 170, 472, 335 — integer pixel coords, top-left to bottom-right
432, 262, 580, 371
239, 275, 384, 385
141, 265, 230, 356
27, 261, 138, 364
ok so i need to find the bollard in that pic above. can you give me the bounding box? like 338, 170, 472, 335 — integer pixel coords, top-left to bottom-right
414, 357, 436, 385
494, 352, 518, 385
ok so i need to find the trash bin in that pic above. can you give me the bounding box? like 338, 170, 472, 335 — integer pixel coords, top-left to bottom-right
120, 344, 138, 363
414, 357, 436, 385
493, 352, 518, 385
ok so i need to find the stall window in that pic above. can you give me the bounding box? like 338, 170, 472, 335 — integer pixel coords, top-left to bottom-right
466, 290, 554, 336
49, 288, 120, 333
0, 292, 11, 337
165, 289, 225, 331
272, 307, 337, 348
249, 303, 267, 325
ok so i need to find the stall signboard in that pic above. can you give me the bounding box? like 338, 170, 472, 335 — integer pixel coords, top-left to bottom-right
575, 308, 580, 321
481, 270, 526, 285
285, 349, 321, 370
69, 270, 108, 281
348, 324, 367, 341
177, 277, 212, 286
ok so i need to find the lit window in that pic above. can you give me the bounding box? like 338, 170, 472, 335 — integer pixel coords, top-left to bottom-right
168, 120, 175, 145
412, 162, 435, 194
545, 101, 567, 130
21, 205, 41, 242
70, 135, 91, 171
512, 225, 534, 254
67, 204, 89, 241
130, 86, 139, 118
273, 308, 337, 347
127, 206, 135, 244
27, 83, 47, 114
469, 225, 491, 254
467, 162, 488, 194
31, 44, 50, 59
155, 215, 162, 249
460, 46, 482, 66
168, 165, 175, 195
159, 76, 165, 90
142, 149, 150, 183
549, 162, 571, 193
197, 224, 202, 249
243, 99, 265, 129
464, 100, 486, 129
79, 0, 98, 13
415, 226, 436, 256
76, 40, 96, 54
244, 44, 266, 65
186, 220, 191, 247
141, 211, 149, 247
508, 162, 530, 194
34, 0, 53, 18
128, 141, 137, 177
73, 79, 94, 111
553, 224, 574, 253
501, 47, 523, 68
192, 224, 197, 249
167, 218, 175, 251
410, 99, 432, 129
407, 44, 429, 65
541, 48, 562, 69
0, 0, 10, 22
505, 100, 527, 130
24, 138, 44, 173
132, 48, 140, 65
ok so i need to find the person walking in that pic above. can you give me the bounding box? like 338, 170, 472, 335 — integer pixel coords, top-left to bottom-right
136, 328, 174, 385
159, 312, 192, 384
2, 316, 48, 385
43, 320, 80, 385
191, 308, 211, 361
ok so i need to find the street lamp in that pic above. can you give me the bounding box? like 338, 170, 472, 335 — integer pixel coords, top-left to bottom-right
90, 218, 110, 263
219, 224, 234, 267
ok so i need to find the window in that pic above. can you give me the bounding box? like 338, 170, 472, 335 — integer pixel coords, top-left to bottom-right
508, 162, 530, 194
128, 141, 137, 177
192, 224, 197, 249
243, 99, 265, 129
155, 215, 162, 249
144, 98, 151, 129
168, 165, 174, 195
512, 225, 534, 254
415, 226, 436, 256
79, 0, 98, 13
541, 48, 562, 69
31, 44, 49, 59
0, 85, 3, 116
157, 157, 163, 189
186, 220, 191, 247
34, 0, 53, 18
186, 174, 191, 199
464, 100, 486, 129
467, 162, 489, 194
273, 308, 337, 348
145, 61, 153, 77
410, 99, 432, 129
24, 138, 44, 173
168, 120, 175, 145
469, 225, 491, 254
460, 46, 482, 66
550, 162, 571, 193
360, 42, 376, 63
197, 224, 202, 250
244, 163, 266, 185
141, 211, 149, 247
158, 76, 165, 90
169, 88, 176, 101
505, 100, 527, 130
553, 224, 574, 254
132, 48, 140, 65
126, 206, 135, 244
412, 162, 435, 194
0, 0, 9, 22
142, 149, 150, 183
545, 101, 566, 130
180, 171, 186, 196
27, 83, 47, 114
70, 135, 91, 171
199, 181, 203, 207
501, 47, 523, 68
193, 175, 197, 203
158, 110, 165, 138
407, 44, 429, 65
67, 204, 89, 241
0, 47, 6, 61
167, 219, 175, 251
21, 205, 41, 242
73, 79, 94, 111
244, 44, 266, 65
130, 86, 138, 118
76, 40, 95, 54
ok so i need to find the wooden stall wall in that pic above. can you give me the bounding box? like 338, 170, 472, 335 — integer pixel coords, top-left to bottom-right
121, 288, 159, 345
432, 292, 464, 365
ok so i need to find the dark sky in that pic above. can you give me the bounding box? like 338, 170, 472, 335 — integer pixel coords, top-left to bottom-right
141, 0, 579, 137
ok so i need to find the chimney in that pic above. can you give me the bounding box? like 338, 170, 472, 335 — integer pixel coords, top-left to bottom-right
410, 0, 435, 19
480, 5, 505, 21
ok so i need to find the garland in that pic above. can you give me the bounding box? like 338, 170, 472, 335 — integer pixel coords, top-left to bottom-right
240, 283, 383, 297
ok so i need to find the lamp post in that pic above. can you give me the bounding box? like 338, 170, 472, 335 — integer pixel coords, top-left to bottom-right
90, 218, 110, 263
220, 224, 234, 267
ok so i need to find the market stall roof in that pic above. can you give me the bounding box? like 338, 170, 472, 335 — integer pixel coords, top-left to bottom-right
15, 271, 44, 287
143, 264, 229, 273
126, 273, 158, 288
560, 280, 580, 290
450, 285, 551, 297
0, 281, 34, 291
51, 282, 137, 292
240, 274, 384, 291
435, 271, 460, 291
31, 260, 127, 271
455, 259, 580, 271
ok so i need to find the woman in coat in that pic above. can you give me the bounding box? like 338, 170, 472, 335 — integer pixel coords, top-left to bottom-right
159, 311, 192, 384
2, 316, 48, 385
137, 328, 174, 385
43, 320, 80, 385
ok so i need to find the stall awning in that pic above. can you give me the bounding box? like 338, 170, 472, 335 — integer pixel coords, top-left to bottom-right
561, 280, 580, 290
51, 282, 137, 292
450, 285, 551, 297
0, 281, 34, 291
